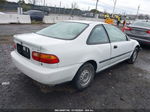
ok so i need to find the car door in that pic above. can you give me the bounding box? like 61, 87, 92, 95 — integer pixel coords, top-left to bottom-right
87, 25, 111, 71
104, 24, 133, 64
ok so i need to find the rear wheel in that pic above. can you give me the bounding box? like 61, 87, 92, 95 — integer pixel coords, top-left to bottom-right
73, 63, 95, 90
128, 47, 139, 64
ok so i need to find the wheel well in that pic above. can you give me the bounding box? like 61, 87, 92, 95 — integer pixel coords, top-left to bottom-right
72, 60, 97, 81
136, 45, 141, 52
86, 60, 97, 71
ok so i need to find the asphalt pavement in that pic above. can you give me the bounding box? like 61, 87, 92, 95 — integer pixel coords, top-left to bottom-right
0, 24, 150, 110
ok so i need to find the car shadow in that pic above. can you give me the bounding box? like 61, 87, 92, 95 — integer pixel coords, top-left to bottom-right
19, 60, 129, 95
140, 44, 150, 50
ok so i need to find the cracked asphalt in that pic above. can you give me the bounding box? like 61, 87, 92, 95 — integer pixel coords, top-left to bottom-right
0, 24, 150, 110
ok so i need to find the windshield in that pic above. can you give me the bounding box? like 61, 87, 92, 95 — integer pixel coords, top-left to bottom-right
36, 22, 88, 40
132, 21, 150, 28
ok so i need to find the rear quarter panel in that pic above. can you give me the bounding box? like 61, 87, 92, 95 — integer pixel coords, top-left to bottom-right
42, 24, 100, 68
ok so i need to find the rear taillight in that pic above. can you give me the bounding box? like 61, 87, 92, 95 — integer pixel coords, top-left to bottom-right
122, 27, 132, 32
32, 51, 59, 64
146, 30, 150, 34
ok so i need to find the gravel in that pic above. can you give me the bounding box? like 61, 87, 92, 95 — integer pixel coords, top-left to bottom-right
0, 24, 150, 110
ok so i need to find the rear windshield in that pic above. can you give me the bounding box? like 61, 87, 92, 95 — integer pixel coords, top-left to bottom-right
36, 22, 88, 40
132, 21, 150, 28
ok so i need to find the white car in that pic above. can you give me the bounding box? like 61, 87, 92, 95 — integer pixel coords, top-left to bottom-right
11, 20, 140, 90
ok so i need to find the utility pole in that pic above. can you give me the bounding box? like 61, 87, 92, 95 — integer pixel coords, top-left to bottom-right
95, 0, 99, 18
136, 5, 140, 20
18, 0, 23, 15
59, 1, 61, 14
112, 0, 117, 16
88, 6, 90, 11
60, 1, 61, 7
44, 0, 45, 6
43, 0, 45, 13
95, 0, 99, 11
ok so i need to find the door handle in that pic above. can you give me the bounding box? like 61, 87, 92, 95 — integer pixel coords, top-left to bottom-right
114, 45, 118, 49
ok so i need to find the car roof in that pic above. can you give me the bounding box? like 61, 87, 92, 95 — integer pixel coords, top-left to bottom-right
25, 10, 43, 13
64, 20, 106, 25
135, 20, 150, 22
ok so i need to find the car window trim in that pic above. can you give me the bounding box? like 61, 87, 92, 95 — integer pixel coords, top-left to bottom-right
86, 24, 110, 45
102, 24, 111, 43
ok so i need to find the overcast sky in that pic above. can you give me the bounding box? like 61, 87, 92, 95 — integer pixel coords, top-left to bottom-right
7, 0, 150, 15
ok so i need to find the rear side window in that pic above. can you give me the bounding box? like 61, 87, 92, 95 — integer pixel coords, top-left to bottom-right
87, 25, 109, 44
132, 21, 150, 28
36, 22, 88, 40
32, 12, 40, 15
104, 24, 127, 42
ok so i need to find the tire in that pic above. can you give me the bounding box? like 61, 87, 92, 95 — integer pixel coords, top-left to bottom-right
73, 62, 95, 91
127, 47, 139, 64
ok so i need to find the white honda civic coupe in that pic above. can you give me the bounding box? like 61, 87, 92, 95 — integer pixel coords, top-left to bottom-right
11, 20, 140, 90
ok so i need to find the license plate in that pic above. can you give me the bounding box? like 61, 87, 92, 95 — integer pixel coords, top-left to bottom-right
17, 44, 30, 59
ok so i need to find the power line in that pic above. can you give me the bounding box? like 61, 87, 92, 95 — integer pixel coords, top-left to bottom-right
98, 1, 150, 14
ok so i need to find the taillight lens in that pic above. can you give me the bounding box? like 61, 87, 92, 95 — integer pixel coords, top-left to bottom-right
146, 30, 150, 34
32, 51, 59, 64
122, 27, 132, 32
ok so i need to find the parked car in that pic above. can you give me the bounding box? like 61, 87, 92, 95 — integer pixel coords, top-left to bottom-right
24, 10, 44, 21
11, 20, 140, 90
122, 20, 150, 45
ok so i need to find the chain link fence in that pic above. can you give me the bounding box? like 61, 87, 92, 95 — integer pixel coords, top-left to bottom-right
0, 2, 105, 19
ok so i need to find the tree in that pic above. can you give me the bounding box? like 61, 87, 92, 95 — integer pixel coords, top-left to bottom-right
22, 4, 31, 11
18, 0, 25, 6
90, 9, 100, 14
0, 0, 6, 4
74, 8, 81, 11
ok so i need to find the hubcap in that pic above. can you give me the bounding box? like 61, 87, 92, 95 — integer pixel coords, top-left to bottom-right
80, 69, 92, 87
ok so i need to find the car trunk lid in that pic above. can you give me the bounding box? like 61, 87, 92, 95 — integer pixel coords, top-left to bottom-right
14, 33, 68, 68
125, 26, 150, 41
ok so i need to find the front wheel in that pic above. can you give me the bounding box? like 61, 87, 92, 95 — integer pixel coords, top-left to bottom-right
127, 47, 139, 64
73, 63, 95, 91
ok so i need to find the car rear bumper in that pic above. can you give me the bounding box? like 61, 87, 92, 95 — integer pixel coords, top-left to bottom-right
11, 51, 81, 85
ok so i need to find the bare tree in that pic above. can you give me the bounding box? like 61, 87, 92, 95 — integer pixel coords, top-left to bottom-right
71, 2, 78, 9
28, 0, 37, 5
